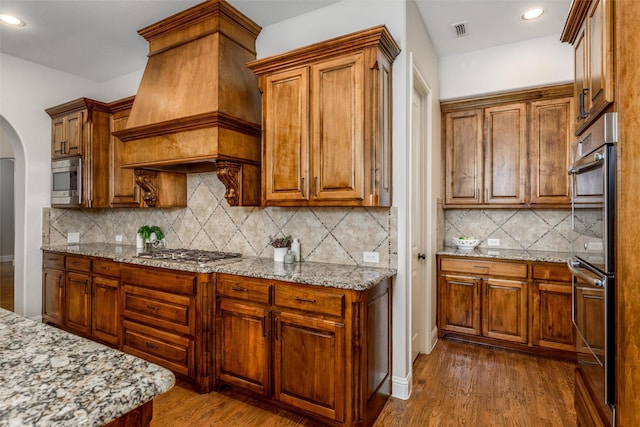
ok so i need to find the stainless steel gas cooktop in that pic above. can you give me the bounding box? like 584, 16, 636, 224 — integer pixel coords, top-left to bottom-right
136, 248, 242, 265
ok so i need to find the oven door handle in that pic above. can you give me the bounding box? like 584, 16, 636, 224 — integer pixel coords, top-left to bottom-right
568, 152, 604, 175
568, 259, 606, 288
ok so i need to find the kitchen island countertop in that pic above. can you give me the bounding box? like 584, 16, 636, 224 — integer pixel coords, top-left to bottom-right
0, 308, 175, 426
41, 244, 397, 291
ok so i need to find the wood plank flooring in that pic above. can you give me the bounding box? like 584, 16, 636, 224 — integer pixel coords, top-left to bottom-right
151, 339, 577, 427
0, 261, 14, 312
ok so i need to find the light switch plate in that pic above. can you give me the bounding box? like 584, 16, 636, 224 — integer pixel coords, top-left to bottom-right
67, 232, 80, 243
487, 238, 500, 246
115, 234, 123, 243
363, 251, 379, 263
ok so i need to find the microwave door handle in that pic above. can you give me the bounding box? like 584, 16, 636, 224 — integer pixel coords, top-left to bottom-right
567, 260, 606, 288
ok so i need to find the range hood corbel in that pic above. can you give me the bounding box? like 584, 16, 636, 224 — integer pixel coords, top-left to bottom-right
114, 0, 263, 206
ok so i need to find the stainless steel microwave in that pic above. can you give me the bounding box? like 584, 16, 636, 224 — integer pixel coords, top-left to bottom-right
51, 157, 82, 206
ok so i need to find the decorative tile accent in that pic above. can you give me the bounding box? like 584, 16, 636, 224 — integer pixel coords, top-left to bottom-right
445, 208, 586, 252
44, 172, 397, 268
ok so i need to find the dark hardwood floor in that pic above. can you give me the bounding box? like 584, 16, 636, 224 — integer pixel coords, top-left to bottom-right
0, 261, 14, 312
151, 339, 577, 426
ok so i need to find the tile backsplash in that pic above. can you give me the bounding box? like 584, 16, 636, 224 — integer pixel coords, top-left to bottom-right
43, 172, 397, 268
445, 208, 585, 252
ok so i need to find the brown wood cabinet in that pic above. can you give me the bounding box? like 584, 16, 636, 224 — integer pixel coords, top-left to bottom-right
91, 259, 121, 346
562, 0, 614, 135
42, 252, 65, 326
248, 26, 400, 207
46, 98, 111, 208
121, 265, 213, 393
441, 84, 574, 208
215, 273, 392, 427
437, 255, 576, 359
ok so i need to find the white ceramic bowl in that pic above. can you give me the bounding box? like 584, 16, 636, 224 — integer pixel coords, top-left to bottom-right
452, 238, 481, 250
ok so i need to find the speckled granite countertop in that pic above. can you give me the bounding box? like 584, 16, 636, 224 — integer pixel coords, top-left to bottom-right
41, 244, 397, 291
437, 246, 574, 263
0, 308, 174, 427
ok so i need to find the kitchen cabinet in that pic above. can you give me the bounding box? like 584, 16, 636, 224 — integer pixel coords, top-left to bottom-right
42, 252, 65, 326
215, 273, 392, 427
248, 26, 400, 207
46, 98, 111, 208
437, 255, 576, 358
562, 0, 614, 135
121, 265, 213, 393
108, 96, 188, 208
441, 84, 574, 208
64, 255, 92, 336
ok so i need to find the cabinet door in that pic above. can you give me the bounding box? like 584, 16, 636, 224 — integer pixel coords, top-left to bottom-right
273, 311, 345, 422
574, 25, 589, 131
216, 299, 270, 396
444, 110, 483, 205
438, 274, 481, 335
91, 275, 120, 346
42, 267, 65, 325
484, 103, 527, 205
262, 67, 310, 204
65, 271, 91, 335
531, 282, 576, 351
529, 97, 574, 206
311, 53, 365, 202
586, 0, 614, 120
65, 111, 83, 157
482, 278, 527, 343
51, 117, 66, 158
110, 107, 141, 207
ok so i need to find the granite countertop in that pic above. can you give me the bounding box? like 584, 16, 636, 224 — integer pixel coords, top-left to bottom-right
0, 308, 175, 427
436, 246, 575, 263
41, 244, 397, 291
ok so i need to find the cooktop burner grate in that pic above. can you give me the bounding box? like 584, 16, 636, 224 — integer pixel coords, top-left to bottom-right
136, 249, 242, 264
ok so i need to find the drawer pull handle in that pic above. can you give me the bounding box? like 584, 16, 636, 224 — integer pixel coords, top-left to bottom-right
473, 265, 489, 269
100, 266, 110, 270
72, 261, 81, 265
231, 286, 249, 293
145, 342, 159, 350
146, 304, 160, 311
294, 297, 317, 304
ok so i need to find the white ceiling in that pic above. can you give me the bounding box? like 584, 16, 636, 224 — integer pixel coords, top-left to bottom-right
0, 0, 571, 82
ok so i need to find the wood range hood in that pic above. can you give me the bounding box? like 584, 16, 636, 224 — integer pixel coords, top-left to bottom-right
113, 0, 262, 206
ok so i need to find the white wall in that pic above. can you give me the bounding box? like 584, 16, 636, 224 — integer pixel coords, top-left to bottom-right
0, 53, 141, 319
256, 0, 410, 399
439, 34, 573, 100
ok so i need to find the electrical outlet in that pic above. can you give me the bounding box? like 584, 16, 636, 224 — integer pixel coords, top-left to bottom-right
363, 252, 379, 263
67, 232, 80, 243
487, 238, 500, 246
115, 234, 123, 243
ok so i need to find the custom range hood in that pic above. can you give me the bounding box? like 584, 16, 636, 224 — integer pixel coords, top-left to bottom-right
114, 0, 262, 206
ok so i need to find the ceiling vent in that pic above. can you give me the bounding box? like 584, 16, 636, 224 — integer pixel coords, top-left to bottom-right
450, 21, 469, 38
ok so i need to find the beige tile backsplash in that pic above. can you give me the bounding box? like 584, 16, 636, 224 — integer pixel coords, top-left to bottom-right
43, 172, 398, 268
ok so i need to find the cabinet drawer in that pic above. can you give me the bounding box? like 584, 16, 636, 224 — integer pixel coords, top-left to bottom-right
43, 252, 65, 269
122, 319, 192, 377
217, 275, 270, 304
121, 266, 197, 296
274, 284, 345, 318
93, 259, 121, 278
440, 257, 527, 279
532, 263, 572, 283
122, 285, 194, 335
66, 255, 92, 273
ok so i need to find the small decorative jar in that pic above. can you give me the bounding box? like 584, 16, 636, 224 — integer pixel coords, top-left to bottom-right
283, 250, 296, 264
273, 247, 288, 262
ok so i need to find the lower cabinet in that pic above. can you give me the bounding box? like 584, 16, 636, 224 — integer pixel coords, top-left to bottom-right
65, 270, 92, 335
438, 255, 576, 358
215, 273, 391, 427
42, 252, 66, 326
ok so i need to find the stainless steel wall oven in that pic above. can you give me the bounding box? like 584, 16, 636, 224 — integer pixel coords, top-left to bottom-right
568, 112, 617, 424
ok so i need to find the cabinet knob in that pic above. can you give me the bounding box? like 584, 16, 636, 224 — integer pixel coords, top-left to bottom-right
418, 253, 426, 260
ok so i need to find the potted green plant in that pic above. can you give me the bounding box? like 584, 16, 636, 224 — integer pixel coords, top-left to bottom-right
137, 225, 164, 250
269, 235, 292, 262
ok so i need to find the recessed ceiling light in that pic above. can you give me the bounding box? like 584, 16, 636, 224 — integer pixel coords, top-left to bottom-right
0, 14, 26, 27
522, 8, 544, 20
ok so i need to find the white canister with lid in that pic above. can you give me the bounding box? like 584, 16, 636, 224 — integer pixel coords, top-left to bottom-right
291, 238, 301, 262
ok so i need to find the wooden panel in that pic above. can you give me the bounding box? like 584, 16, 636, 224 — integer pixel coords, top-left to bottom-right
43, 252, 65, 270
93, 259, 121, 278
274, 283, 345, 318
109, 99, 140, 207
444, 109, 483, 205
439, 274, 481, 335
575, 368, 610, 427
66, 255, 91, 273
51, 116, 65, 158
531, 263, 573, 282
311, 52, 365, 202
42, 267, 65, 326
216, 299, 270, 396
65, 271, 91, 335
122, 284, 194, 336
482, 278, 527, 343
65, 111, 83, 157
574, 26, 589, 131
261, 67, 309, 203
440, 257, 528, 279
216, 274, 271, 304
92, 275, 120, 346
529, 97, 574, 205
587, 0, 614, 119
121, 265, 197, 295
532, 282, 575, 351
484, 103, 527, 204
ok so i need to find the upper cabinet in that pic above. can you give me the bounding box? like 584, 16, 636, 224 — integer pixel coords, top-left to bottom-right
248, 26, 400, 207
561, 0, 614, 135
441, 84, 574, 209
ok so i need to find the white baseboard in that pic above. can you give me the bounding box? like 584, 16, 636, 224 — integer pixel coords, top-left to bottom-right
430, 326, 439, 352
391, 372, 412, 400
0, 255, 14, 263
